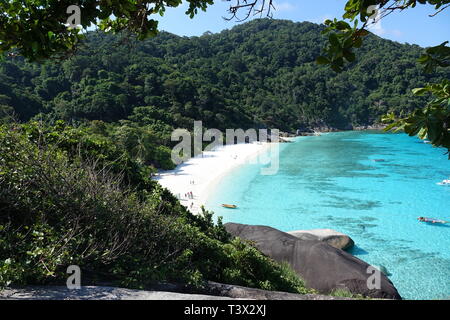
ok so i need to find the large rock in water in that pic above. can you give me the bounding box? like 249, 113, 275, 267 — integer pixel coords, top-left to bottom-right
288, 229, 355, 251
224, 223, 401, 300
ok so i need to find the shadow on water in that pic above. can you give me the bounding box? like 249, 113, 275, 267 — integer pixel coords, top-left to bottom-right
349, 245, 369, 255
321, 196, 382, 211
422, 222, 450, 229
213, 131, 450, 299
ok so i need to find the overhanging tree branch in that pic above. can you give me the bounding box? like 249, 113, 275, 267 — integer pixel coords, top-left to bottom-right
224, 0, 275, 22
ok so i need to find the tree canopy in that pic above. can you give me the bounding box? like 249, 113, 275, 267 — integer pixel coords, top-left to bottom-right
226, 0, 450, 156
0, 0, 213, 61
2, 20, 448, 133
0, 0, 450, 155
323, 0, 450, 155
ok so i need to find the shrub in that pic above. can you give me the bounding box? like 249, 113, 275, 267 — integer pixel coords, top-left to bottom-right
0, 123, 313, 294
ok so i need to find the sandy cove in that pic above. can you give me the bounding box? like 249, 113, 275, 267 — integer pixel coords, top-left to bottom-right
153, 141, 280, 214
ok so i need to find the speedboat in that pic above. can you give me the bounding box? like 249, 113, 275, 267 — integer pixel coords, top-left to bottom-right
437, 179, 450, 186
418, 217, 448, 224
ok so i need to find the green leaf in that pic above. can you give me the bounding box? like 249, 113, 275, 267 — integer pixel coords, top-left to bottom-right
343, 50, 355, 62
316, 56, 330, 65
353, 37, 363, 48
417, 55, 430, 63
31, 41, 39, 53
329, 33, 340, 47
335, 21, 351, 31
412, 88, 428, 96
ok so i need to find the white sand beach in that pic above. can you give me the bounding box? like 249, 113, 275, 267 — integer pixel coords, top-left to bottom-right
153, 142, 275, 214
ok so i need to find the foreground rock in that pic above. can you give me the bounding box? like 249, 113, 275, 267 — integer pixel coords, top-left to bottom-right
0, 286, 235, 300
225, 223, 401, 300
0, 284, 348, 300
288, 229, 355, 250
204, 282, 349, 300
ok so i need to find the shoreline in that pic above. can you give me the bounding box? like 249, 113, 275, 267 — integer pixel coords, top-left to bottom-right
153, 142, 278, 214
153, 129, 382, 214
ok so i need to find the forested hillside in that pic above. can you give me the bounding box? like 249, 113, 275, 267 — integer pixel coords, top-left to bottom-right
1, 18, 446, 296
1, 19, 448, 133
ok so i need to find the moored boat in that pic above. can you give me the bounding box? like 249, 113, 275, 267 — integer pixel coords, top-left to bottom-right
418, 217, 448, 224
222, 204, 238, 209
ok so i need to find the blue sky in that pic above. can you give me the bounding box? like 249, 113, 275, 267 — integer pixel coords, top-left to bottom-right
156, 0, 450, 47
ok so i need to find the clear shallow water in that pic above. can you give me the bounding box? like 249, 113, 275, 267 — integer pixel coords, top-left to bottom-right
206, 131, 450, 300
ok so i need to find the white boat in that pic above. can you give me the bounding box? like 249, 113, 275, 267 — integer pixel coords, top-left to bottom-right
437, 179, 450, 186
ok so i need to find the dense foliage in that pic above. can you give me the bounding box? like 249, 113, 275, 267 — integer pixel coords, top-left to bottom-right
0, 18, 448, 293
1, 19, 449, 135
316, 1, 450, 72
313, 0, 450, 156
0, 0, 214, 61
0, 122, 312, 293
1, 1, 448, 156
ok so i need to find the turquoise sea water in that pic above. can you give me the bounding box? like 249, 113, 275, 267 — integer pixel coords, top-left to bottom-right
206, 131, 450, 300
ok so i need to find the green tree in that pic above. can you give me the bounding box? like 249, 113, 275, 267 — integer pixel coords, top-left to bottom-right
3, 19, 447, 133
0, 122, 313, 294
0, 0, 214, 61
226, 1, 450, 156
317, 1, 449, 156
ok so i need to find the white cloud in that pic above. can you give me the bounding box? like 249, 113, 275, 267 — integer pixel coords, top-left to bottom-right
366, 6, 386, 36
368, 19, 386, 36
367, 19, 404, 39
390, 29, 403, 38
365, 6, 402, 39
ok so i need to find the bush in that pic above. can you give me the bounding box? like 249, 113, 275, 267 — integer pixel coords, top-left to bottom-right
0, 123, 313, 294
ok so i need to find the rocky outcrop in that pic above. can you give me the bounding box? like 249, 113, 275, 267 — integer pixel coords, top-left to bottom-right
375, 265, 392, 276
204, 282, 350, 300
0, 284, 350, 300
0, 286, 236, 300
224, 223, 401, 300
353, 124, 387, 131
279, 137, 294, 143
288, 229, 355, 251
295, 123, 387, 135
